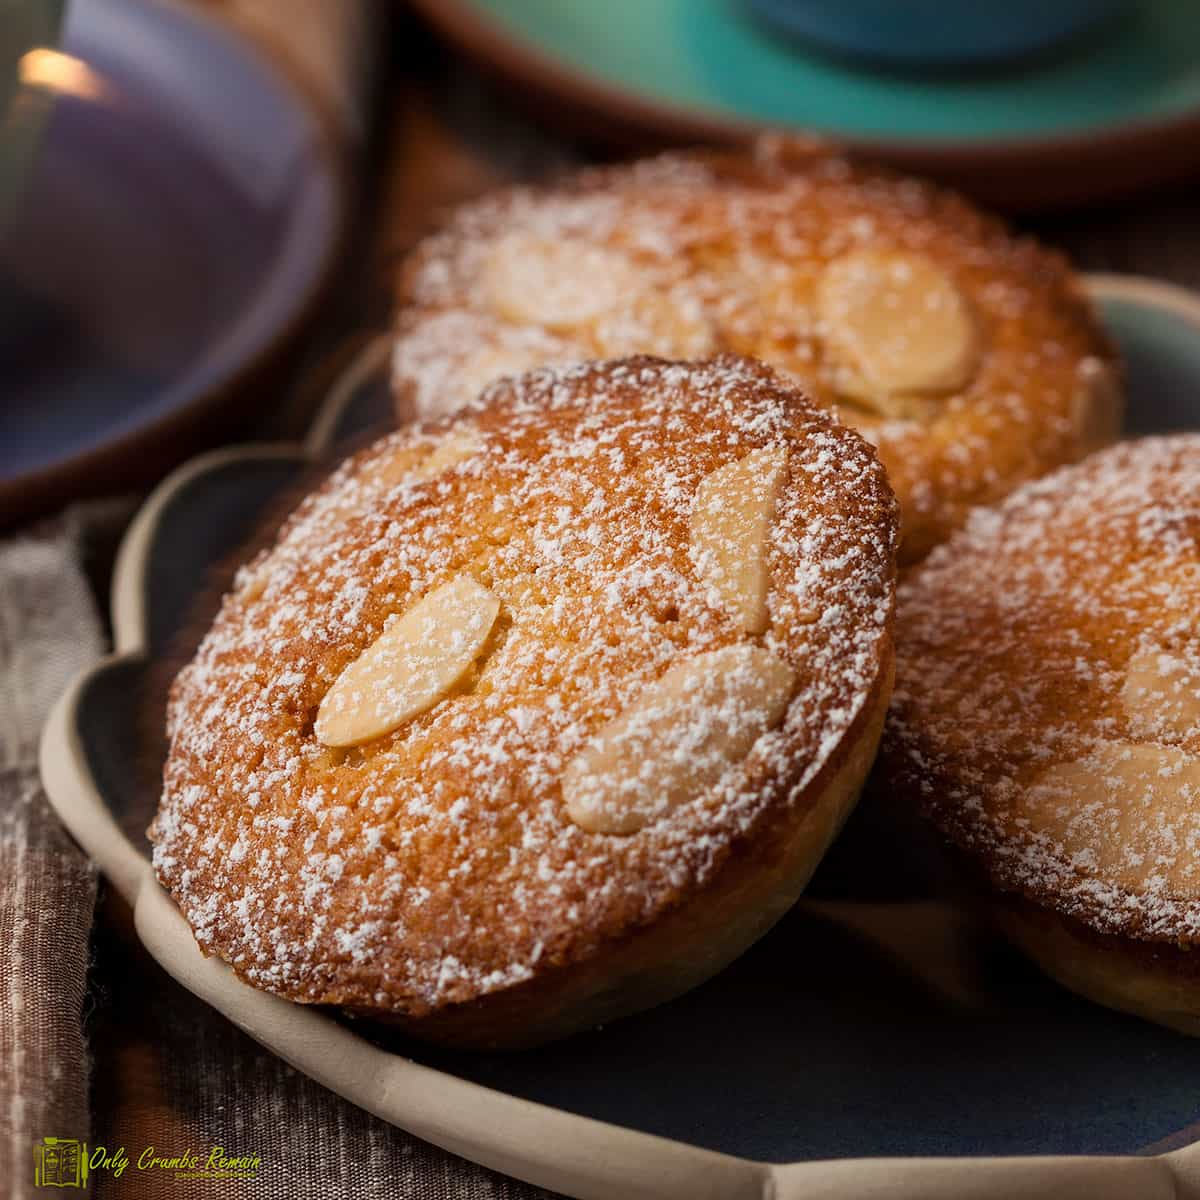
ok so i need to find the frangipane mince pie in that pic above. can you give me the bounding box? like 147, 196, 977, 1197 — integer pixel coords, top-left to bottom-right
392, 143, 1120, 563
882, 436, 1200, 1035
152, 356, 898, 1048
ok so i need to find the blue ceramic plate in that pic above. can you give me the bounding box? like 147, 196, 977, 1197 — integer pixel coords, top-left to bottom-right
39, 279, 1200, 1199
409, 0, 1200, 209
0, 0, 344, 524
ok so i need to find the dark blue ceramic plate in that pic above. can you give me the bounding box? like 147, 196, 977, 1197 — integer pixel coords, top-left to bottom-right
39, 282, 1200, 1199
0, 0, 343, 524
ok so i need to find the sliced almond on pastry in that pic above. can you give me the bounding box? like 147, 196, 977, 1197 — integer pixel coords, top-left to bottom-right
416, 428, 484, 477
483, 233, 640, 331
452, 348, 542, 409
817, 248, 978, 413
1072, 356, 1123, 454
1120, 644, 1200, 742
315, 575, 500, 747
563, 643, 796, 835
448, 339, 585, 414
689, 446, 787, 634
592, 287, 716, 359
834, 386, 945, 424
1025, 741, 1200, 898
370, 428, 482, 490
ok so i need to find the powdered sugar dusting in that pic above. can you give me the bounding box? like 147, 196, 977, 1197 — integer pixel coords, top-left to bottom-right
562, 643, 797, 835
392, 147, 1114, 562
153, 355, 896, 1013
885, 435, 1200, 942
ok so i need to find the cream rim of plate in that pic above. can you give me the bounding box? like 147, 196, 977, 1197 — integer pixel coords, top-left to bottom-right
38, 278, 1200, 1200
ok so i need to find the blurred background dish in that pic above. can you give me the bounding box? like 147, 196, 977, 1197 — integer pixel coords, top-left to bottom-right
745, 0, 1129, 67
0, 0, 345, 526
407, 0, 1200, 209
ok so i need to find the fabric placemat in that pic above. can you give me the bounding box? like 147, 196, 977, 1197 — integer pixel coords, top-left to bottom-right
1, 522, 102, 1197
7, 503, 558, 1198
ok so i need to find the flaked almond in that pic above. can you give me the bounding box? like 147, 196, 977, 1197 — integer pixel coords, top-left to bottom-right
236, 559, 271, 604
371, 428, 482, 490
315, 575, 500, 747
448, 337, 584, 413
689, 445, 788, 634
817, 248, 979, 412
1120, 643, 1200, 742
483, 233, 640, 331
1025, 741, 1200, 898
592, 286, 716, 359
834, 386, 944, 424
417, 428, 484, 477
563, 643, 797, 835
1072, 357, 1123, 454
453, 348, 546, 410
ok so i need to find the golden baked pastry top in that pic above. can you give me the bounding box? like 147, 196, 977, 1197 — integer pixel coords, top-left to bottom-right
884, 435, 1200, 943
152, 356, 897, 1016
392, 143, 1118, 563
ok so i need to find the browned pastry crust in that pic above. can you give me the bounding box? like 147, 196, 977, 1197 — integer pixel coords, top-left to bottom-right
391, 142, 1120, 564
152, 355, 898, 1047
882, 435, 1200, 1030
993, 888, 1200, 1037
364, 676, 891, 1048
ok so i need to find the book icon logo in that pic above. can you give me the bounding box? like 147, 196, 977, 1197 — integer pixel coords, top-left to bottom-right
33, 1138, 88, 1189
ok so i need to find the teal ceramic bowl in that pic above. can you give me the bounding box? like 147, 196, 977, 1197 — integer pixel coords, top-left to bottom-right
746, 0, 1128, 66
410, 0, 1200, 209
